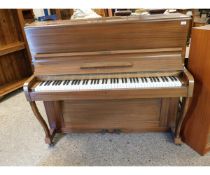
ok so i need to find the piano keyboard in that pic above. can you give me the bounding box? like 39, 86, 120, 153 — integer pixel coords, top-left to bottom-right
34, 76, 182, 92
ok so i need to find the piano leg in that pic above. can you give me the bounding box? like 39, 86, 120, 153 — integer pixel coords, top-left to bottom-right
29, 101, 55, 145
174, 97, 190, 145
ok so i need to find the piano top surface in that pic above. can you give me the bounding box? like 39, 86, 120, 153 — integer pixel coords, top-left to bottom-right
25, 13, 190, 29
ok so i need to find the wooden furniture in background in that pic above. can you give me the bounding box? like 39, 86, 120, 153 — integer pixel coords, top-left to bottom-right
50, 9, 74, 20
0, 9, 32, 98
182, 25, 210, 155
23, 14, 194, 145
17, 9, 35, 24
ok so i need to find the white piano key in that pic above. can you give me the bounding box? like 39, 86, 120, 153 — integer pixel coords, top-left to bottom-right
34, 76, 182, 92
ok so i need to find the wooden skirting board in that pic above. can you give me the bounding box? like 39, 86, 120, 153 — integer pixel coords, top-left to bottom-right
0, 78, 28, 98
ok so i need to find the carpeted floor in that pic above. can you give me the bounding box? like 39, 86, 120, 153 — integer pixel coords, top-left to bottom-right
0, 90, 210, 166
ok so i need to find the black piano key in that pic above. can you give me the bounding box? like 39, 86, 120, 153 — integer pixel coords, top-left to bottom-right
169, 76, 174, 81
161, 77, 165, 82
47, 80, 52, 85
55, 81, 59, 86
172, 76, 177, 81
153, 77, 156, 82
164, 77, 169, 82
144, 78, 147, 82
156, 77, 160, 82
135, 77, 139, 82
130, 78, 133, 83
52, 81, 56, 85
63, 80, 67, 85
66, 80, 70, 85
48, 81, 53, 85
149, 77, 153, 82
53, 81, 57, 85
45, 81, 50, 86
97, 79, 99, 84
39, 81, 44, 86
58, 80, 62, 85
78, 80, 81, 85
141, 77, 144, 83
125, 78, 127, 83
44, 81, 49, 86
56, 80, 60, 85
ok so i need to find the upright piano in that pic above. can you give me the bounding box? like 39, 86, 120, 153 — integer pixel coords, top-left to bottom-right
23, 13, 194, 145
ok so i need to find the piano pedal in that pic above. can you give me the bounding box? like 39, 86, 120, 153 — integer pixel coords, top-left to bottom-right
100, 129, 109, 134
112, 129, 121, 134
100, 129, 121, 134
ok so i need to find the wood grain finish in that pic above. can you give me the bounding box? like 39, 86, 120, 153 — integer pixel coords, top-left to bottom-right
23, 14, 194, 145
62, 99, 162, 131
0, 51, 31, 85
42, 98, 178, 133
182, 25, 210, 155
0, 78, 28, 98
25, 13, 190, 62
33, 50, 183, 76
29, 101, 54, 144
0, 42, 25, 56
0, 9, 32, 97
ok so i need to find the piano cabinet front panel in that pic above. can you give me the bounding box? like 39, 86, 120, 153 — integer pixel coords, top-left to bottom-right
43, 98, 179, 133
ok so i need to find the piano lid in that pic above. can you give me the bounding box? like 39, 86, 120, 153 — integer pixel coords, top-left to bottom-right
25, 13, 191, 28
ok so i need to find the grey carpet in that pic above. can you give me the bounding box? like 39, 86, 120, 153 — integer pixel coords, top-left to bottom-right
0, 90, 210, 166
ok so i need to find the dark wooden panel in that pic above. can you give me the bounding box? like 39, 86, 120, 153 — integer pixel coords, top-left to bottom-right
0, 51, 31, 85
182, 25, 210, 155
0, 9, 32, 96
0, 10, 22, 46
